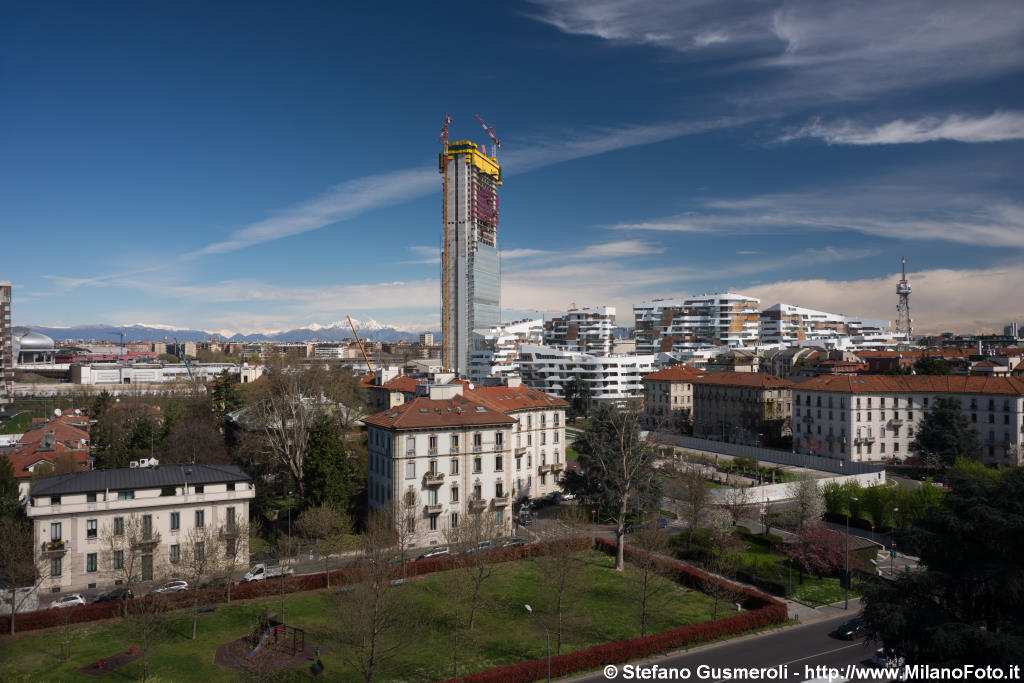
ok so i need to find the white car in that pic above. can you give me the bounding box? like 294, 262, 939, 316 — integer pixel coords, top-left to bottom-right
871, 648, 905, 668
151, 580, 189, 594
51, 594, 86, 609
417, 546, 450, 560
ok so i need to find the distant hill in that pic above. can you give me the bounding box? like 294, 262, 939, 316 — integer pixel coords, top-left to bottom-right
26, 322, 435, 344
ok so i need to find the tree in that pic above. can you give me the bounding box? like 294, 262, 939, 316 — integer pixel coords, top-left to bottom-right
563, 374, 592, 422
860, 483, 895, 529
91, 401, 161, 469
719, 485, 752, 527
332, 512, 409, 682
911, 396, 981, 466
820, 481, 846, 517
302, 415, 359, 512
780, 524, 846, 581
533, 508, 588, 654
581, 403, 661, 570
788, 475, 823, 531
0, 517, 47, 634
179, 525, 220, 640
630, 520, 672, 637
861, 467, 1024, 666
669, 462, 713, 547
914, 355, 951, 376
0, 458, 21, 518
160, 396, 229, 466
29, 454, 82, 481
295, 504, 350, 588
701, 522, 746, 619
210, 369, 243, 420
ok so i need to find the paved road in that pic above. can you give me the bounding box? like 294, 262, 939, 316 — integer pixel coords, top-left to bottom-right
572, 610, 882, 683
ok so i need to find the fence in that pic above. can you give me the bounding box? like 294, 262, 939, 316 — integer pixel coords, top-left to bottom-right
668, 435, 883, 476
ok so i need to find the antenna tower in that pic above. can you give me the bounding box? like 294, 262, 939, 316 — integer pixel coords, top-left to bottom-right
895, 256, 912, 341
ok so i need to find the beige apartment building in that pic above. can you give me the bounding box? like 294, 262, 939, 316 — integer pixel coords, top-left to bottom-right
641, 364, 706, 427
27, 464, 253, 593
692, 371, 793, 445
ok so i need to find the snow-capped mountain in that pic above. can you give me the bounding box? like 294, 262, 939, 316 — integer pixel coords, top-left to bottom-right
25, 321, 437, 344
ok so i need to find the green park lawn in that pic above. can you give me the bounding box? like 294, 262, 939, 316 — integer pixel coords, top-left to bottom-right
0, 550, 723, 682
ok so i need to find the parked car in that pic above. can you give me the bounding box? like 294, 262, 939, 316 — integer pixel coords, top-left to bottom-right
152, 580, 189, 594
502, 538, 526, 548
830, 617, 865, 640
417, 546, 450, 560
243, 564, 294, 583
464, 539, 493, 554
871, 648, 905, 668
51, 594, 86, 609
94, 587, 133, 603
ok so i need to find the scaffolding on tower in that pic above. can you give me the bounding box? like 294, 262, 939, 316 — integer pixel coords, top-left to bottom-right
438, 114, 453, 371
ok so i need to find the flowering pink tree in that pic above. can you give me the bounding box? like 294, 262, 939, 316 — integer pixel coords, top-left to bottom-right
780, 524, 846, 580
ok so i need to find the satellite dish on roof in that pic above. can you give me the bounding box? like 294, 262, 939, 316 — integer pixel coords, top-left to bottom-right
54, 408, 62, 417
74, 409, 81, 415
468, 383, 475, 390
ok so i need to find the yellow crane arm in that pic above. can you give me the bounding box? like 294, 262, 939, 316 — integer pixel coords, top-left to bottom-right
346, 315, 374, 374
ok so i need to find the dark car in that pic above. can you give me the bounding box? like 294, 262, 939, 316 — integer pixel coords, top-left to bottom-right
199, 576, 233, 589
830, 617, 865, 640
94, 587, 134, 603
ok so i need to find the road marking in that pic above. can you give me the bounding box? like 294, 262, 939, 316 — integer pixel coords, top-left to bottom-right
705, 642, 863, 683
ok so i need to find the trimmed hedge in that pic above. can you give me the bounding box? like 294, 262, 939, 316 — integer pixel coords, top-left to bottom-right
437, 538, 787, 683
0, 538, 593, 636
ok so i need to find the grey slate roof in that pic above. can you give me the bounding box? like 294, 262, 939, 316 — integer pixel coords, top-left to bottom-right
31, 464, 251, 497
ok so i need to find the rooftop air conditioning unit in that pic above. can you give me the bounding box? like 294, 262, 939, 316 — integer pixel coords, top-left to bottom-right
129, 461, 139, 468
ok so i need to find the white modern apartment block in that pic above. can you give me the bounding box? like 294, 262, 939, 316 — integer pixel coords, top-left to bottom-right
70, 362, 263, 386
792, 376, 1024, 466
543, 307, 616, 356
517, 343, 658, 405
364, 381, 568, 547
634, 293, 761, 356
760, 303, 893, 348
27, 464, 253, 593
469, 318, 543, 383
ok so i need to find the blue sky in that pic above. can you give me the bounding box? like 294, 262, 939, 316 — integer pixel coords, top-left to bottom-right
3, 0, 1023, 335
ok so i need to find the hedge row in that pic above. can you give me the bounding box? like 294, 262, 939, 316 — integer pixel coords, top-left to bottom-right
0, 538, 593, 636
437, 538, 787, 683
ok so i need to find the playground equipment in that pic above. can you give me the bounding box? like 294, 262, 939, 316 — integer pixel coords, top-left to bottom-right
245, 609, 305, 661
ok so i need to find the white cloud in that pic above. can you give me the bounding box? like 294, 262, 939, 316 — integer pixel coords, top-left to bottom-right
527, 0, 1024, 102
745, 266, 1024, 334
783, 111, 1024, 145
501, 248, 552, 260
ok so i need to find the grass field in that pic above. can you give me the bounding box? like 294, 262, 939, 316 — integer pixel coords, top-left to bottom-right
0, 550, 723, 681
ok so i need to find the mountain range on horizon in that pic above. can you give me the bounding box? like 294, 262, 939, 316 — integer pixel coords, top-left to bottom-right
22, 321, 437, 344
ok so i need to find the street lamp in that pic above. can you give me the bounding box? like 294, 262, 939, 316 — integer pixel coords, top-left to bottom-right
890, 507, 899, 576
845, 496, 858, 610
524, 604, 551, 683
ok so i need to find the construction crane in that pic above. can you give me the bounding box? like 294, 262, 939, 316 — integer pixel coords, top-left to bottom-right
346, 315, 374, 374
173, 337, 196, 383
474, 114, 501, 158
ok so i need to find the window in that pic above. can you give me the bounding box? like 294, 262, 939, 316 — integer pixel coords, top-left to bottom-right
540, 473, 547, 485
554, 413, 560, 427
541, 432, 547, 445
113, 517, 124, 536
429, 435, 438, 452
429, 460, 438, 475
495, 431, 503, 446
450, 458, 459, 475
527, 434, 533, 446
407, 437, 415, 455
87, 553, 97, 572
406, 462, 416, 479
194, 485, 205, 494
451, 487, 459, 503
169, 545, 180, 563
50, 522, 62, 542
429, 514, 438, 531
527, 415, 532, 428
226, 507, 236, 529
227, 483, 235, 492
226, 538, 237, 557
473, 433, 482, 448
86, 519, 97, 539
142, 515, 153, 539
554, 432, 559, 444
117, 490, 134, 500
450, 512, 459, 528
161, 486, 176, 496
473, 484, 482, 500
87, 493, 97, 503
51, 495, 61, 505
451, 434, 459, 450
495, 482, 504, 497
113, 550, 124, 570
527, 455, 532, 467
516, 456, 522, 470
495, 455, 503, 471
194, 542, 205, 560
171, 512, 180, 531
495, 508, 504, 525
195, 510, 205, 528
473, 457, 482, 473
50, 558, 61, 577
406, 517, 415, 534
428, 488, 438, 505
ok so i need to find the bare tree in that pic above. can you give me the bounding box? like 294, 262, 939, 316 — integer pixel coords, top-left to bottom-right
213, 517, 250, 604
630, 520, 673, 637
332, 512, 408, 683
720, 485, 752, 527
295, 505, 350, 588
700, 513, 746, 619
533, 507, 589, 654
0, 517, 47, 635
583, 403, 661, 571
180, 525, 221, 640
672, 462, 713, 547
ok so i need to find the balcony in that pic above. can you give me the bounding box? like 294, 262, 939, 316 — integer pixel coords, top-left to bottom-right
551, 462, 564, 472
890, 418, 904, 427
423, 503, 443, 515
218, 524, 239, 539
428, 448, 438, 456
472, 445, 482, 453
468, 498, 487, 511
492, 494, 510, 506
801, 414, 813, 424
41, 541, 66, 556
538, 464, 553, 473
424, 472, 445, 485
515, 447, 528, 456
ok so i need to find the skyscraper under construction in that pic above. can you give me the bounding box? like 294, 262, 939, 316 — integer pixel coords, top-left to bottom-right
438, 117, 502, 376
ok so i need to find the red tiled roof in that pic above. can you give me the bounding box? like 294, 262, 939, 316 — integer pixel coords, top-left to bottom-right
362, 395, 516, 430
20, 420, 89, 446
465, 385, 569, 412
381, 376, 421, 393
7, 448, 91, 479
792, 375, 1024, 395
642, 365, 706, 382
692, 371, 792, 389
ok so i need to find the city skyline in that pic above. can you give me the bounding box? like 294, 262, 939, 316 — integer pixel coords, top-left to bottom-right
3, 1, 1023, 335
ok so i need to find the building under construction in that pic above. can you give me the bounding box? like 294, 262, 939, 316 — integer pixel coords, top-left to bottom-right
438, 116, 502, 376
1, 281, 12, 404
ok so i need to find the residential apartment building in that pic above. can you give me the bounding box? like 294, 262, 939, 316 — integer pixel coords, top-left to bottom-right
364, 381, 567, 547
692, 372, 793, 445
9, 413, 92, 500
27, 464, 253, 593
634, 293, 761, 356
1, 281, 12, 403
543, 307, 616, 356
759, 303, 892, 347
516, 344, 658, 405
469, 318, 543, 383
641, 365, 706, 427
792, 375, 1024, 466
